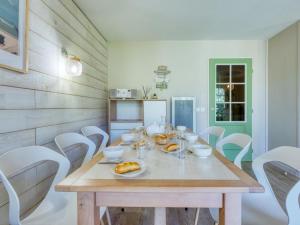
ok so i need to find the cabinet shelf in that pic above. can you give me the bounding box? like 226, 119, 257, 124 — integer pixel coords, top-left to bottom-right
108, 98, 167, 143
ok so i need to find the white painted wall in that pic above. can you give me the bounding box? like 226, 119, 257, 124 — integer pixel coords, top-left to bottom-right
268, 22, 299, 149
108, 40, 267, 157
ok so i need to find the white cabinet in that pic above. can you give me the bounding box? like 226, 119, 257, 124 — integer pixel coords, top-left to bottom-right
143, 100, 167, 127
108, 99, 167, 143
110, 122, 143, 142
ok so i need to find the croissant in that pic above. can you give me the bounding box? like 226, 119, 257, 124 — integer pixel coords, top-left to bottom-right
115, 162, 141, 174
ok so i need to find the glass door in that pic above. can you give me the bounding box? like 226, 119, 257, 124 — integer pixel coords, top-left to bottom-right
209, 58, 252, 161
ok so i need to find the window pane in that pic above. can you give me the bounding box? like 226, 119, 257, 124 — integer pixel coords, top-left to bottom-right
216, 103, 230, 121
231, 104, 245, 121
216, 65, 230, 83
231, 84, 245, 102
232, 65, 245, 83
216, 84, 230, 102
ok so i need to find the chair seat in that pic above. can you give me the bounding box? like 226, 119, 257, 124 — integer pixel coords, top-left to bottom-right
22, 192, 106, 225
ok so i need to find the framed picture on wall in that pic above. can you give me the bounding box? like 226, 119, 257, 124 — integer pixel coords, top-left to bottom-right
0, 0, 29, 73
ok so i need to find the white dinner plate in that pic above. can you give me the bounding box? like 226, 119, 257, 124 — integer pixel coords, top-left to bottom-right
112, 159, 146, 178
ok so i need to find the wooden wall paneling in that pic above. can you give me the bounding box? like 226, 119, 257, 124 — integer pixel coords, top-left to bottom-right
0, 130, 36, 155
35, 91, 107, 109
30, 0, 107, 68
0, 109, 106, 134
29, 33, 107, 90
42, 0, 107, 57
59, 0, 107, 50
0, 0, 108, 222
0, 69, 107, 99
0, 86, 35, 109
29, 18, 108, 81
36, 118, 106, 145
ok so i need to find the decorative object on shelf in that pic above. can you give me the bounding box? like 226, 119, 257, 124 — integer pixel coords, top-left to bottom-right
62, 47, 83, 76
154, 65, 171, 90
151, 93, 158, 99
0, 0, 29, 73
142, 86, 151, 99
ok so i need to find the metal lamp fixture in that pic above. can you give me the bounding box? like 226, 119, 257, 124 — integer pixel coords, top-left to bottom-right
62, 48, 83, 76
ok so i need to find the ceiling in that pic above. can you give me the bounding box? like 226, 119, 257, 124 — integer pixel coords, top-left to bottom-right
74, 0, 300, 41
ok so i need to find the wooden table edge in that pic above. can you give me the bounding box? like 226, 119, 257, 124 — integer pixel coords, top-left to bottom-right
55, 139, 264, 193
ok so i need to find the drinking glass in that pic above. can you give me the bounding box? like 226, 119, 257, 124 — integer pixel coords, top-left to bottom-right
137, 145, 146, 160
177, 135, 186, 159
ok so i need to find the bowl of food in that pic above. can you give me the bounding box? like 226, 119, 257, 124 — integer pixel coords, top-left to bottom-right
103, 146, 125, 160
121, 133, 137, 144
190, 144, 212, 158
185, 133, 198, 144
154, 134, 169, 145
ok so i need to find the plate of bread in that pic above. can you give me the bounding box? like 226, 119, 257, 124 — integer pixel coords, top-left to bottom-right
112, 160, 146, 178
154, 133, 177, 145
154, 134, 169, 145
160, 143, 180, 153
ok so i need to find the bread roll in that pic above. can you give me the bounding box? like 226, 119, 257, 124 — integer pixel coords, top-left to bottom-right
115, 162, 141, 174
165, 143, 179, 152
155, 134, 168, 145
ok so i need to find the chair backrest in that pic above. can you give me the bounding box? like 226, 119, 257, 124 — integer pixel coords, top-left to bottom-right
0, 146, 70, 225
81, 126, 109, 153
216, 133, 252, 168
253, 146, 300, 225
200, 126, 225, 145
55, 133, 96, 164
286, 180, 300, 225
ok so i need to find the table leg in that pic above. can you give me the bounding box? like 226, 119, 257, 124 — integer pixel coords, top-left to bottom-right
77, 192, 100, 225
154, 207, 166, 225
219, 193, 241, 225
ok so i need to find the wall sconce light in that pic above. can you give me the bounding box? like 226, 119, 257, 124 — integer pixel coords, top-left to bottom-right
62, 48, 82, 76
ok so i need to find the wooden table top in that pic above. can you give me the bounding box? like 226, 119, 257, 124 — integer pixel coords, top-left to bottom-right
55, 138, 264, 193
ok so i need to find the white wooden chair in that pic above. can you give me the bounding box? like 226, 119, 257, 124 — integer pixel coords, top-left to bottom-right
209, 146, 300, 225
55, 132, 96, 165
54, 133, 112, 225
216, 133, 252, 168
0, 146, 111, 225
194, 133, 252, 225
0, 146, 73, 225
81, 126, 109, 153
199, 126, 225, 146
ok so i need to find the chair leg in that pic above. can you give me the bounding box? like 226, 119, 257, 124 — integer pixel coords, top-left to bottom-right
106, 208, 112, 225
100, 219, 105, 225
194, 208, 200, 225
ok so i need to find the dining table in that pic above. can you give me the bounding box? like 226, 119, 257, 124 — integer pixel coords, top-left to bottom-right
55, 135, 264, 225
